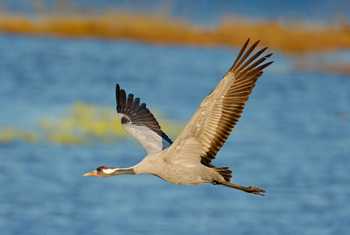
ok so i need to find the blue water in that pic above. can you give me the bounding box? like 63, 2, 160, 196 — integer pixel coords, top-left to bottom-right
0, 34, 350, 235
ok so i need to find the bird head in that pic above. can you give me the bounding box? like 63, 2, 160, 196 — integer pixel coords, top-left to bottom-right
83, 165, 116, 177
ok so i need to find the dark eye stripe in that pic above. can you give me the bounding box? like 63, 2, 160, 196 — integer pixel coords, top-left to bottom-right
97, 166, 108, 172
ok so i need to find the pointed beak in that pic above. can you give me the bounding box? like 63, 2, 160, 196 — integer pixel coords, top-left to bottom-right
83, 170, 98, 177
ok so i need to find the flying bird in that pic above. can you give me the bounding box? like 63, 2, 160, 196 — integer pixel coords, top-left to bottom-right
83, 39, 273, 196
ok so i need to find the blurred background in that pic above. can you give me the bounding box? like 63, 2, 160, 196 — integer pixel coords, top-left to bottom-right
0, 1, 349, 235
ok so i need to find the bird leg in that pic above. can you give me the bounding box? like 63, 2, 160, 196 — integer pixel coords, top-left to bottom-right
216, 181, 266, 196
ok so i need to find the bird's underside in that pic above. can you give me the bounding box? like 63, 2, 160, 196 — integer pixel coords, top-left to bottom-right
83, 39, 273, 196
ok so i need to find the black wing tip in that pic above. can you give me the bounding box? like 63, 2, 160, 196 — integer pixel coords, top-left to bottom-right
265, 52, 273, 58
128, 93, 134, 99
242, 38, 260, 50
161, 132, 173, 144
243, 38, 270, 53
230, 38, 262, 72
115, 83, 121, 100
261, 60, 274, 69
231, 38, 273, 74
116, 84, 121, 96
116, 83, 127, 112
244, 38, 250, 45
251, 40, 260, 48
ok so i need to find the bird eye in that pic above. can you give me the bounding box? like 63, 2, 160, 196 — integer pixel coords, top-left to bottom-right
96, 166, 107, 172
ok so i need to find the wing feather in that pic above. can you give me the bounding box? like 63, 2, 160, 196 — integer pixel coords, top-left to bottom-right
167, 39, 273, 166
116, 84, 172, 154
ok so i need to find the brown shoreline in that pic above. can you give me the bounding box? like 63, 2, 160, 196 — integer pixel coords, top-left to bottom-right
0, 12, 349, 54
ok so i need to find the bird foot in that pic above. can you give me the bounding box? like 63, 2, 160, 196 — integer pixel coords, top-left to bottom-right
218, 181, 266, 196
243, 186, 266, 196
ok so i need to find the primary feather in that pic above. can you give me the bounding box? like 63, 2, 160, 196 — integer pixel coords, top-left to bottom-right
116, 84, 172, 154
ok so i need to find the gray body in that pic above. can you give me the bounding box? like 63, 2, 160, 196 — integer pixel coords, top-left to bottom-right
134, 147, 224, 185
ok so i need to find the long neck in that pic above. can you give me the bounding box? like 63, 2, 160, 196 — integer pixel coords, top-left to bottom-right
109, 167, 136, 176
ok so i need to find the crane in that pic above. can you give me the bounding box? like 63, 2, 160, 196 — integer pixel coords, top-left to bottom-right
83, 39, 273, 196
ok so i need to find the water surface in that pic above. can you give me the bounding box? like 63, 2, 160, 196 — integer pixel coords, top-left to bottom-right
0, 35, 349, 235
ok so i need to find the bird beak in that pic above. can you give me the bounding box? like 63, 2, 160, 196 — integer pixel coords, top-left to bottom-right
83, 170, 98, 177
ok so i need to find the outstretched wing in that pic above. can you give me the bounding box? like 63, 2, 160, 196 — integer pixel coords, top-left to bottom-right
115, 84, 172, 154
167, 39, 273, 166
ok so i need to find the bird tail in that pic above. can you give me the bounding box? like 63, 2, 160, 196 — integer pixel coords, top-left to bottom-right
214, 167, 232, 182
